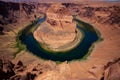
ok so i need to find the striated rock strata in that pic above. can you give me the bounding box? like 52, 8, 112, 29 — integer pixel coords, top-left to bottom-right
34, 3, 77, 49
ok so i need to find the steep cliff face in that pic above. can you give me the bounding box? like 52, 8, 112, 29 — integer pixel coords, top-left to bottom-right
0, 1, 120, 33
0, 1, 50, 59
0, 1, 19, 32
68, 3, 120, 27
0, 1, 49, 33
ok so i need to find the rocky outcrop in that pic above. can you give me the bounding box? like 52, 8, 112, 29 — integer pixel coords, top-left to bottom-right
0, 57, 71, 80
0, 1, 119, 34
0, 57, 15, 80
103, 58, 120, 80
0, 1, 49, 32
0, 57, 53, 80
34, 3, 77, 49
68, 3, 120, 27
0, 1, 50, 59
1, 58, 101, 80
9, 72, 36, 80
0, 57, 36, 80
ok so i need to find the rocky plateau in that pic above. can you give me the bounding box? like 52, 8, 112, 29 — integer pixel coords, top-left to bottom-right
0, 1, 120, 80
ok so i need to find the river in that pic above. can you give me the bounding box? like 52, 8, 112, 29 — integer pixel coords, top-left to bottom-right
18, 16, 100, 62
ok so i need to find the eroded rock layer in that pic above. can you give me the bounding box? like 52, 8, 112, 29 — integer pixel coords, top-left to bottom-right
34, 3, 76, 49
0, 1, 120, 80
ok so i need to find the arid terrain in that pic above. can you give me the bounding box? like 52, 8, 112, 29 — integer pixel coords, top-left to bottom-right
0, 1, 120, 80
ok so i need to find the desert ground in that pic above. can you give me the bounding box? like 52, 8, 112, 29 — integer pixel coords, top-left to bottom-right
0, 1, 120, 80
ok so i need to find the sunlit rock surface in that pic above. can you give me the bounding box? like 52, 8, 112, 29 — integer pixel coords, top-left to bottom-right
34, 3, 76, 49
104, 58, 120, 80
0, 1, 120, 80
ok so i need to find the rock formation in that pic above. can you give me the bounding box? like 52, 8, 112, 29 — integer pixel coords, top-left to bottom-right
68, 3, 120, 27
0, 1, 120, 80
46, 3, 75, 31
34, 3, 76, 49
0, 57, 15, 80
0, 1, 50, 59
103, 58, 120, 80
0, 57, 53, 80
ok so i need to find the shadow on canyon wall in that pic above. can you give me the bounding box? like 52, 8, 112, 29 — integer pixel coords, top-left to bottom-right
0, 1, 120, 34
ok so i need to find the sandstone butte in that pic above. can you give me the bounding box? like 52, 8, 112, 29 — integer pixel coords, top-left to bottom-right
34, 4, 78, 49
